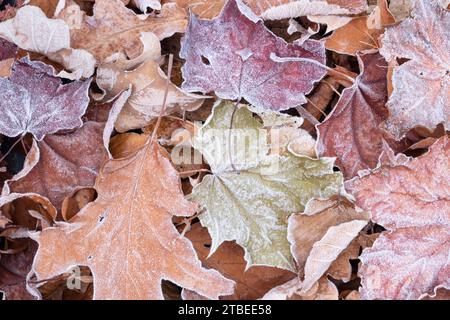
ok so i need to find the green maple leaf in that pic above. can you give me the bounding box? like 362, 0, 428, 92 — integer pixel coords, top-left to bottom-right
189, 101, 343, 271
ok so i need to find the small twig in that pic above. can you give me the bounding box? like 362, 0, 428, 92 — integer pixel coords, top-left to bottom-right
0, 135, 24, 163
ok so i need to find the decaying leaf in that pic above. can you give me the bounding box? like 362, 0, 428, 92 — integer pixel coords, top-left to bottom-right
0, 57, 90, 140
32, 140, 235, 299
0, 5, 95, 78
183, 223, 296, 300
170, 0, 367, 20
0, 36, 17, 77
317, 52, 398, 179
189, 101, 343, 271
180, 0, 327, 111
380, 0, 450, 139
345, 136, 450, 300
325, 0, 395, 55
96, 34, 205, 132
60, 0, 187, 63
3, 122, 107, 211
261, 276, 338, 300
288, 197, 369, 291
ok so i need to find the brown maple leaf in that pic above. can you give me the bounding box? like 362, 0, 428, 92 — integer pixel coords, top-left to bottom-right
0, 57, 91, 141
180, 0, 327, 111
345, 136, 450, 300
32, 140, 234, 299
183, 223, 296, 300
3, 122, 108, 211
380, 0, 450, 139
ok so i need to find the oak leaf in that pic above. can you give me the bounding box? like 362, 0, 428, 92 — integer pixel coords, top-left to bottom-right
317, 52, 399, 179
3, 122, 108, 211
345, 136, 450, 300
180, 0, 327, 111
380, 0, 450, 139
32, 140, 235, 299
0, 57, 91, 141
189, 101, 343, 271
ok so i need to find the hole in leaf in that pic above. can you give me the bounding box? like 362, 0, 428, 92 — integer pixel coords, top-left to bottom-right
201, 55, 211, 65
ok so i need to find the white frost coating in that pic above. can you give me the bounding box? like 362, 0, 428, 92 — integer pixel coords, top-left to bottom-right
260, 0, 357, 20
301, 219, 367, 292
0, 57, 91, 141
236, 48, 253, 61
0, 6, 70, 54
132, 0, 162, 12
236, 0, 261, 22
379, 0, 450, 139
190, 102, 344, 271
104, 88, 132, 159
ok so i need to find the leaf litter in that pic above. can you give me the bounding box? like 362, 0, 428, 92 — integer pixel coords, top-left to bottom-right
0, 0, 448, 300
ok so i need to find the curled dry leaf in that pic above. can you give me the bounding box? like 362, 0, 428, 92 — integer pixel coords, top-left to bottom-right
261, 276, 338, 300
345, 136, 450, 300
317, 52, 402, 179
180, 0, 327, 111
60, 0, 187, 63
189, 101, 343, 271
32, 140, 235, 299
2, 122, 108, 212
325, 0, 395, 55
380, 0, 450, 139
170, 0, 367, 19
288, 196, 369, 291
97, 34, 205, 132
132, 0, 162, 12
182, 223, 296, 300
0, 5, 95, 79
0, 57, 91, 141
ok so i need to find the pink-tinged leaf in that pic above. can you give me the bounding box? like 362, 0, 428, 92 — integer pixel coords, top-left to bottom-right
180, 0, 327, 111
3, 122, 108, 212
345, 136, 450, 300
379, 0, 450, 139
0, 37, 17, 60
0, 57, 91, 141
317, 52, 403, 179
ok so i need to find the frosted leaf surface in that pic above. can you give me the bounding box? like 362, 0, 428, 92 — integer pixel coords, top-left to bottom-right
180, 0, 327, 111
380, 0, 450, 139
317, 52, 402, 179
0, 57, 90, 141
32, 141, 235, 300
345, 136, 450, 300
190, 101, 343, 271
3, 122, 108, 211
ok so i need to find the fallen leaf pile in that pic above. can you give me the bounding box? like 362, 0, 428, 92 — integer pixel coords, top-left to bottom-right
0, 0, 448, 300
